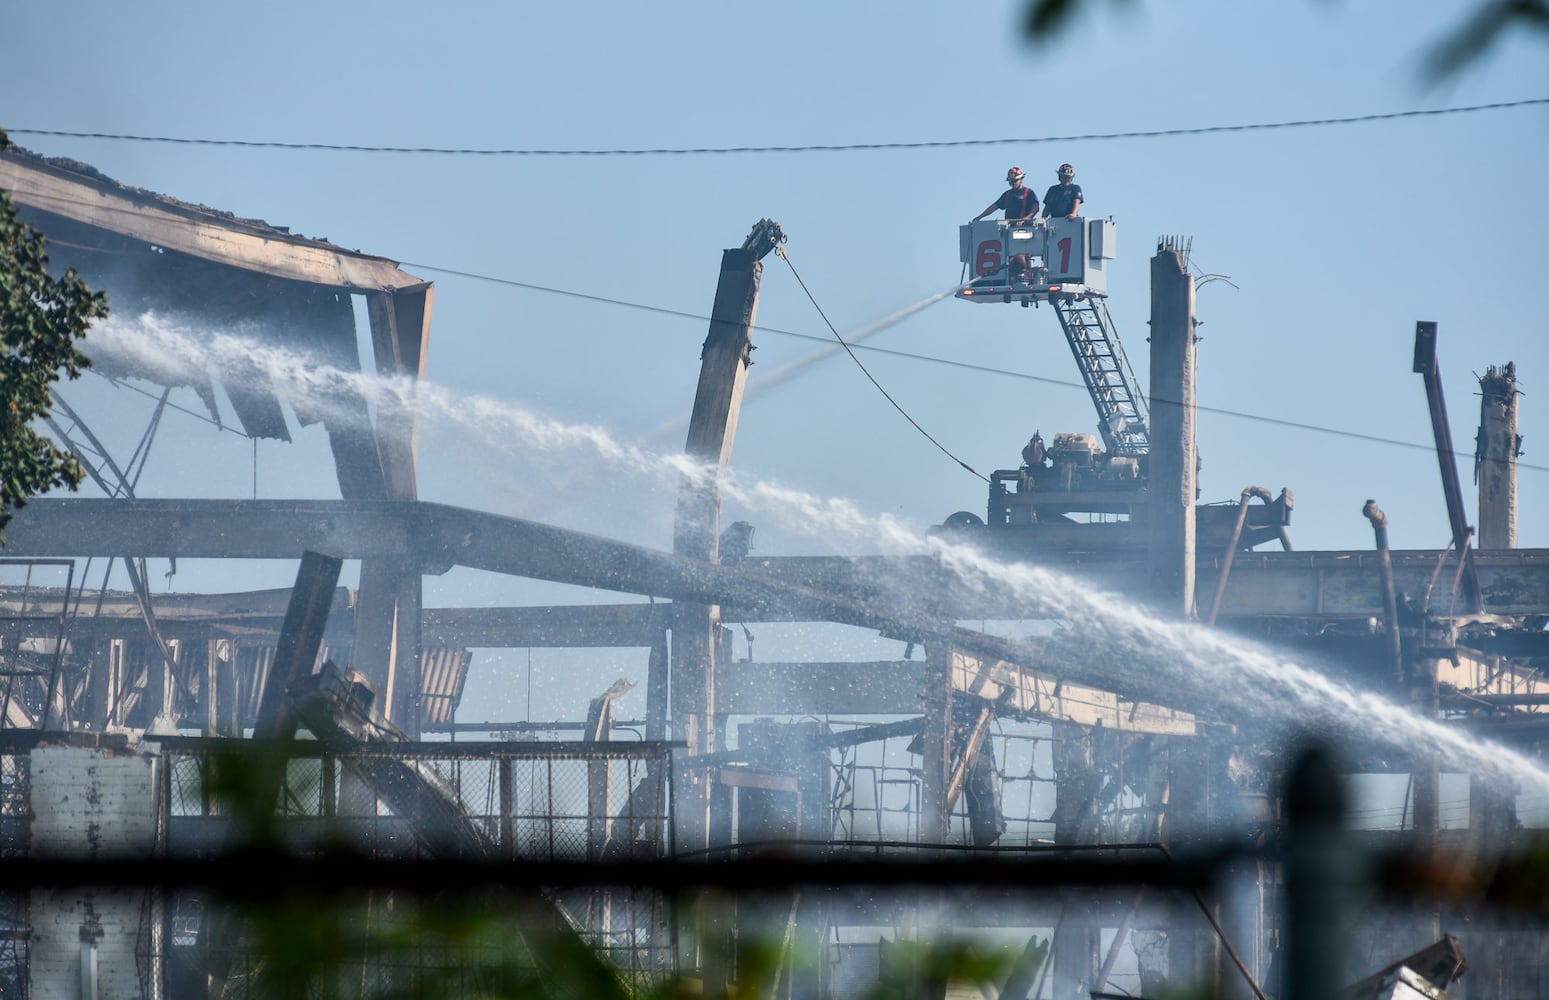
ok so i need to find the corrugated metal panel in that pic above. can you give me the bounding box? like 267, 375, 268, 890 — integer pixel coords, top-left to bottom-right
218, 642, 464, 729
114, 641, 153, 728
237, 645, 275, 723
419, 647, 470, 728
236, 642, 344, 723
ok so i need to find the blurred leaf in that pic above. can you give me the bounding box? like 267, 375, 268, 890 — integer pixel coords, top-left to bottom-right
1023, 0, 1137, 42
1423, 0, 1549, 81
1020, 0, 1549, 83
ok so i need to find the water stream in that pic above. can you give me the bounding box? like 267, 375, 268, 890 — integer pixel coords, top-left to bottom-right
644, 284, 962, 445
88, 311, 1549, 802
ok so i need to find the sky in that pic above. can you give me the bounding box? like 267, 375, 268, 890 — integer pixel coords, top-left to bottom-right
3, 2, 1548, 741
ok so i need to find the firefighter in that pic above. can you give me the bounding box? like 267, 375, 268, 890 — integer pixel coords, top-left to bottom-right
973, 168, 1040, 281
1042, 163, 1084, 221
1019, 431, 1048, 492
972, 166, 1039, 224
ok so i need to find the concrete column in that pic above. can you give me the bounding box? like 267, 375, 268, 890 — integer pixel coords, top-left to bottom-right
353, 559, 423, 738
81, 639, 120, 730
1409, 650, 1444, 948
1049, 724, 1100, 998
919, 643, 954, 843
672, 243, 763, 853
1476, 362, 1519, 550
1466, 773, 1519, 996
1148, 244, 1198, 618
1282, 745, 1356, 1000
28, 744, 161, 1000
1409, 651, 1442, 857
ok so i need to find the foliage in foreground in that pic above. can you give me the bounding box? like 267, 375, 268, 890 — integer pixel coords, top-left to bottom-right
1020, 0, 1549, 81
0, 126, 103, 538
201, 886, 1047, 1000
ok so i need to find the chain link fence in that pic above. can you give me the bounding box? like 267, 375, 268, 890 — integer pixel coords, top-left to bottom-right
157, 739, 677, 999
0, 751, 29, 996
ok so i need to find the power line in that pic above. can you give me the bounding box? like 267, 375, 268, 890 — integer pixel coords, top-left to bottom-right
401, 262, 716, 324
405, 260, 1549, 476
8, 99, 1545, 157
77, 374, 249, 437
773, 247, 987, 483
69, 250, 1549, 478
25, 236, 1540, 477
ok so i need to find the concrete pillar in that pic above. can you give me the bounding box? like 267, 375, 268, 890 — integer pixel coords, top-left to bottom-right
671, 242, 764, 853
353, 560, 422, 738
919, 643, 954, 844
1148, 243, 1198, 618
81, 639, 120, 730
1409, 650, 1444, 948
1050, 724, 1101, 998
1282, 745, 1356, 1000
28, 743, 162, 1000
1409, 651, 1442, 857
204, 640, 240, 738
1165, 737, 1220, 995
333, 286, 429, 738
1465, 723, 1520, 995
1476, 363, 1519, 550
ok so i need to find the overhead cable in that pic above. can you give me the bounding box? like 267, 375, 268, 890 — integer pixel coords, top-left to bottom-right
775, 246, 988, 483
7, 98, 1545, 157
406, 260, 1549, 475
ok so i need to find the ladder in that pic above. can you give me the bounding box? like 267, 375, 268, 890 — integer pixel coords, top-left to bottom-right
1049, 295, 1151, 457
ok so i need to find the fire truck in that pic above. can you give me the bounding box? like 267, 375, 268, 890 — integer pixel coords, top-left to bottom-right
939, 216, 1291, 554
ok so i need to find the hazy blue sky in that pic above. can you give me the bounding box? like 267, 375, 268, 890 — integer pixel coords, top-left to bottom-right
3, 3, 1547, 743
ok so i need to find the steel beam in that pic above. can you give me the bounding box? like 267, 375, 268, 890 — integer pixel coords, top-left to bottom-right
10, 501, 1549, 621
252, 552, 343, 739
422, 603, 669, 648
1413, 321, 1483, 611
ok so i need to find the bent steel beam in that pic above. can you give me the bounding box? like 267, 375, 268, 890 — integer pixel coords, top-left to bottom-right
1413, 321, 1484, 613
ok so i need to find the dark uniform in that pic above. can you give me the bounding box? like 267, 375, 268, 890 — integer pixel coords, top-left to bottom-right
994, 186, 1039, 221
1043, 181, 1084, 219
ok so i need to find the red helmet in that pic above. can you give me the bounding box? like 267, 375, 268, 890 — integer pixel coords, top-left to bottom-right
1006, 167, 1025, 182
1057, 163, 1075, 179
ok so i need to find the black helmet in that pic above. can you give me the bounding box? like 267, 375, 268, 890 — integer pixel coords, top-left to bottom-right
1057, 163, 1075, 179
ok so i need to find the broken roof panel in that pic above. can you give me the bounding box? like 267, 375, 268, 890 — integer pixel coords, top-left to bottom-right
0, 145, 425, 291
1, 146, 428, 445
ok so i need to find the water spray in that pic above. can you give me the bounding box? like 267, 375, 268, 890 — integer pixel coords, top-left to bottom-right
85, 311, 1549, 800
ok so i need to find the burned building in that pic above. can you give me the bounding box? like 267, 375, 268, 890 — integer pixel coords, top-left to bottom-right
1, 146, 1547, 999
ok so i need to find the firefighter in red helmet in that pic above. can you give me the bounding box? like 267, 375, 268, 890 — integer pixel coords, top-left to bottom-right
971, 167, 1041, 282
972, 166, 1039, 224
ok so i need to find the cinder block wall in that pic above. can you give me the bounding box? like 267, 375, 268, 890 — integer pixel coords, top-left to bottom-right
29, 744, 160, 1000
